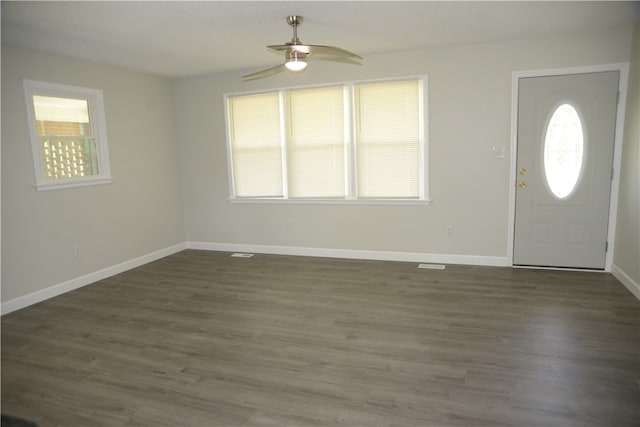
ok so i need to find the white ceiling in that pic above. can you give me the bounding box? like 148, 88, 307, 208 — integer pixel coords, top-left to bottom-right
2, 1, 639, 78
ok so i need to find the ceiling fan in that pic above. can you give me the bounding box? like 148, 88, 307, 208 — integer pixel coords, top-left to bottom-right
242, 15, 363, 81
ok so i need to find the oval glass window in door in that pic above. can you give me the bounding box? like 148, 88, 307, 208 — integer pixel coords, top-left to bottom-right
543, 103, 584, 199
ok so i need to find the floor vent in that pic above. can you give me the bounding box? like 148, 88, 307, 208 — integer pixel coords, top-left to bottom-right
418, 263, 445, 270
230, 253, 254, 258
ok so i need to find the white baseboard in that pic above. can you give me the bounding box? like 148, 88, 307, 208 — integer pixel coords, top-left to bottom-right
1, 242, 186, 315
6, 241, 632, 315
612, 264, 640, 301
186, 241, 510, 267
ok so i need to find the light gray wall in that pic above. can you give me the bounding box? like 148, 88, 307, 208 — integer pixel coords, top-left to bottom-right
175, 28, 633, 259
1, 45, 185, 302
614, 23, 640, 286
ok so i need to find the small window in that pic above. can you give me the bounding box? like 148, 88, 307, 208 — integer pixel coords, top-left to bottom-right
225, 77, 428, 203
24, 80, 111, 190
543, 103, 584, 199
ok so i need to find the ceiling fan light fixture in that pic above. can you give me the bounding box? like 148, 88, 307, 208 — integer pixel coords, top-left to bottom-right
284, 51, 308, 72
242, 15, 362, 81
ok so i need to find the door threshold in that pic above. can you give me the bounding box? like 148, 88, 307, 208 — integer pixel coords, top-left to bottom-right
513, 264, 606, 272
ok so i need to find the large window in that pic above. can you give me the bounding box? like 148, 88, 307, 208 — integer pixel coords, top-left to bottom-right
226, 77, 428, 203
24, 79, 111, 191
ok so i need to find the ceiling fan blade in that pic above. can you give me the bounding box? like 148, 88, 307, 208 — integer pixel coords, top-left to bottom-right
306, 45, 362, 60
312, 56, 363, 66
242, 63, 286, 81
267, 44, 311, 54
267, 44, 361, 60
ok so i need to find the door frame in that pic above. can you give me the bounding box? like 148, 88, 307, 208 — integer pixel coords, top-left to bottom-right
508, 63, 630, 271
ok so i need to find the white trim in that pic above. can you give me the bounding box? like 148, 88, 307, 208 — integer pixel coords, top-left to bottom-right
1, 243, 186, 316
508, 63, 629, 271
34, 177, 112, 191
510, 63, 629, 80
612, 264, 640, 301
344, 85, 356, 197
513, 265, 606, 273
421, 76, 431, 201
606, 64, 629, 270
223, 96, 236, 198
507, 72, 520, 265
6, 240, 634, 316
279, 91, 289, 199
186, 241, 510, 267
225, 74, 432, 99
228, 197, 431, 206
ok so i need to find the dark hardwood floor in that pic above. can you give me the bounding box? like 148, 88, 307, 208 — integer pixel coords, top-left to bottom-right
2, 250, 639, 426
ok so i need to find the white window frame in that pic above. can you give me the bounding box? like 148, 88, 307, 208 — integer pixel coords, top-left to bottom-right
23, 79, 112, 191
224, 76, 430, 205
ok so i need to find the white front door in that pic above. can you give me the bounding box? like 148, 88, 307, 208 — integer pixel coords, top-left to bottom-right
513, 71, 620, 269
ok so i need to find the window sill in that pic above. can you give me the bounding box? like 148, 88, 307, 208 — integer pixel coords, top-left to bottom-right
35, 177, 112, 191
228, 197, 431, 206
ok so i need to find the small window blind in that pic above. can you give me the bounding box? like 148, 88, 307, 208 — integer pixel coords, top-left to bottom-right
355, 80, 422, 199
286, 86, 346, 198
228, 93, 283, 197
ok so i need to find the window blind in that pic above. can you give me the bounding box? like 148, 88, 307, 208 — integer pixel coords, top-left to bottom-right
228, 93, 283, 197
225, 77, 426, 202
286, 86, 346, 198
355, 80, 422, 199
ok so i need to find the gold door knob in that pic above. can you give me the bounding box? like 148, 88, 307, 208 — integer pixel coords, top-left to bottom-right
519, 167, 527, 175
518, 180, 527, 189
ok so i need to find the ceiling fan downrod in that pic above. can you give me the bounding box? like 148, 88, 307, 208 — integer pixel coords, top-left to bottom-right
286, 15, 303, 45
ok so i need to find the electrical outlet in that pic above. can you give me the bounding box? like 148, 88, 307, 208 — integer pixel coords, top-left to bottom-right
73, 244, 80, 257
447, 225, 453, 237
